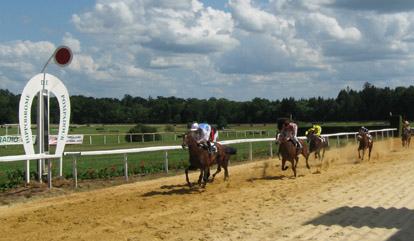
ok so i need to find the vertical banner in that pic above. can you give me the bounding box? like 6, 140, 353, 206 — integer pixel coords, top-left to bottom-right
19, 73, 71, 156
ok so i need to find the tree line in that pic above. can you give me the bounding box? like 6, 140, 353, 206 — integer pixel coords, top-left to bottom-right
1, 83, 413, 127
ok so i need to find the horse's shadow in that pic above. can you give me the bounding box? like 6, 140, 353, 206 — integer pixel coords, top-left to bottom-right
247, 175, 285, 182
141, 184, 202, 197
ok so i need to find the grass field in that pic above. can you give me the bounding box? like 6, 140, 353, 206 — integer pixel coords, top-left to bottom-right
0, 122, 390, 184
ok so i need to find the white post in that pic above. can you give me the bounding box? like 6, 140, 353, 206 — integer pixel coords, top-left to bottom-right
58, 157, 63, 178
104, 135, 106, 144
90, 135, 92, 144
25, 160, 30, 183
269, 141, 273, 158
117, 134, 120, 144
73, 155, 78, 187
164, 151, 168, 173
337, 136, 340, 147
249, 142, 253, 161
47, 159, 52, 189
123, 154, 128, 181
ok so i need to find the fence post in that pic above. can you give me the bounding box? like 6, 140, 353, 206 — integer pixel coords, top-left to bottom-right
59, 156, 63, 179
130, 134, 132, 143
337, 136, 340, 147
26, 160, 30, 184
249, 142, 253, 161
269, 141, 273, 158
164, 151, 168, 173
124, 153, 128, 181
73, 155, 78, 188
47, 159, 52, 189
90, 135, 92, 144
104, 135, 106, 144
346, 134, 349, 144
153, 134, 155, 142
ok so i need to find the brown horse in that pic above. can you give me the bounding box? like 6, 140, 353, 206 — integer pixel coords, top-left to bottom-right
402, 127, 411, 148
276, 131, 310, 177
306, 131, 329, 162
181, 131, 234, 188
357, 132, 373, 160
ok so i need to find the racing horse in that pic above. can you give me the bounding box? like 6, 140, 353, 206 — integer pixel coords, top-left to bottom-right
181, 131, 236, 188
306, 130, 329, 162
275, 131, 310, 177
402, 127, 411, 148
357, 131, 373, 160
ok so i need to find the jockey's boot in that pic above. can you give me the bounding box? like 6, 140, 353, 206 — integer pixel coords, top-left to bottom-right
207, 142, 214, 154
295, 139, 302, 150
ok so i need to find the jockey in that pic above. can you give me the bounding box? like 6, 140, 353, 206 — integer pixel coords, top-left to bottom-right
191, 122, 215, 154
359, 126, 372, 143
305, 124, 323, 142
281, 120, 302, 149
402, 120, 410, 129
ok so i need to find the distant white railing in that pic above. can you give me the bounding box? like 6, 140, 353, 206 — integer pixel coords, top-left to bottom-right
0, 128, 396, 187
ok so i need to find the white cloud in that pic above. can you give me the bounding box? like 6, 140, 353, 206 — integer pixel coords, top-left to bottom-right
229, 0, 295, 36
62, 33, 81, 53
307, 13, 361, 41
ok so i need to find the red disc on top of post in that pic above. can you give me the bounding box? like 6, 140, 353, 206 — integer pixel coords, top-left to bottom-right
53, 46, 73, 67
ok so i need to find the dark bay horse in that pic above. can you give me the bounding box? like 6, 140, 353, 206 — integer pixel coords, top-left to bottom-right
357, 132, 373, 160
306, 131, 329, 162
276, 131, 310, 177
181, 131, 235, 188
402, 127, 411, 148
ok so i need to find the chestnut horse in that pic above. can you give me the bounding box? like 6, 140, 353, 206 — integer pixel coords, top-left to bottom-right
402, 127, 411, 148
181, 131, 235, 188
276, 131, 310, 177
357, 132, 373, 160
306, 130, 329, 162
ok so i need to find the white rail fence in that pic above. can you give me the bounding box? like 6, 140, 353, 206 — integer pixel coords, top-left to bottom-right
0, 128, 396, 188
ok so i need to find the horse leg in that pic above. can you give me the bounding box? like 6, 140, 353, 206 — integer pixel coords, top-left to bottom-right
202, 167, 209, 188
294, 156, 300, 169
321, 148, 326, 161
282, 159, 289, 171
305, 153, 310, 169
185, 167, 192, 189
211, 165, 221, 181
222, 155, 230, 181
291, 160, 297, 177
198, 169, 203, 186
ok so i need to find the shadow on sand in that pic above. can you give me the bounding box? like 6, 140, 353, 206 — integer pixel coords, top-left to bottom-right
305, 206, 414, 241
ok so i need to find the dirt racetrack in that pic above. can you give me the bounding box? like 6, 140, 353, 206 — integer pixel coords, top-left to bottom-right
0, 138, 413, 241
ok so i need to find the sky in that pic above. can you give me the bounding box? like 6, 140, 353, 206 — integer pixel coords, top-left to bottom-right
0, 0, 413, 101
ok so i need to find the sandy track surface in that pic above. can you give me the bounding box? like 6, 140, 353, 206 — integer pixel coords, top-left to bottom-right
0, 138, 413, 241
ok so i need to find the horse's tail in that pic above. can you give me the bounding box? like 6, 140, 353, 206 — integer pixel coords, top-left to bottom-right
223, 146, 237, 155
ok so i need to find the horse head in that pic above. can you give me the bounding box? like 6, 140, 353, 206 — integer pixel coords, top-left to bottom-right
275, 130, 289, 144
306, 130, 315, 142
181, 131, 196, 149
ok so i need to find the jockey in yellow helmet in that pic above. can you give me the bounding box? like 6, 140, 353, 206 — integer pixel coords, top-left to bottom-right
402, 120, 410, 129
305, 124, 322, 136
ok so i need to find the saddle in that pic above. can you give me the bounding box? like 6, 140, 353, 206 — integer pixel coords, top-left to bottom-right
198, 142, 217, 154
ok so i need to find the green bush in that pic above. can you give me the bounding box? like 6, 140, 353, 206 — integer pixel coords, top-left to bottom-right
125, 124, 161, 142
165, 124, 174, 132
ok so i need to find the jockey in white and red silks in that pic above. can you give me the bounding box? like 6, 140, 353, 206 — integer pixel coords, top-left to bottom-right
282, 119, 302, 149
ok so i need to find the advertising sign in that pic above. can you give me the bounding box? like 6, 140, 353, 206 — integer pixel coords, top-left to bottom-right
49, 135, 83, 145
0, 135, 36, 146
